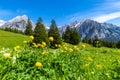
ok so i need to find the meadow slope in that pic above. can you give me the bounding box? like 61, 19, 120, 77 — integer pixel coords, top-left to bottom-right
0, 30, 29, 48
0, 31, 120, 79
0, 38, 120, 80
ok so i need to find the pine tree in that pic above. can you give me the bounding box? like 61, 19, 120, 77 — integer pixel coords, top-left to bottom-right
93, 35, 101, 47
116, 41, 120, 48
62, 32, 65, 40
70, 28, 80, 45
82, 37, 89, 43
33, 18, 49, 47
62, 26, 71, 43
48, 19, 62, 48
24, 18, 33, 35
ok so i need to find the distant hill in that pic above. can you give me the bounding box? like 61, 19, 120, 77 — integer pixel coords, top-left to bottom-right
0, 30, 29, 48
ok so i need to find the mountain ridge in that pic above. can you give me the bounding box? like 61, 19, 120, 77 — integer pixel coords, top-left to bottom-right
60, 19, 120, 42
0, 15, 35, 31
0, 15, 50, 31
0, 15, 120, 42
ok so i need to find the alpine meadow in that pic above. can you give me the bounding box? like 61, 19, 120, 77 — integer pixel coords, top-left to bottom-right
1, 0, 120, 80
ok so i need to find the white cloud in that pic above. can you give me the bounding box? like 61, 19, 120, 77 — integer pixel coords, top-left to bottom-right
93, 12, 120, 23
99, 0, 120, 10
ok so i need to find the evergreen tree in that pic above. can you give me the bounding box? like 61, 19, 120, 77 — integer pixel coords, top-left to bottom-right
70, 28, 80, 45
48, 19, 62, 48
24, 18, 33, 35
62, 26, 71, 43
62, 32, 65, 40
88, 38, 93, 44
93, 35, 101, 47
116, 41, 120, 48
82, 37, 89, 43
33, 18, 49, 47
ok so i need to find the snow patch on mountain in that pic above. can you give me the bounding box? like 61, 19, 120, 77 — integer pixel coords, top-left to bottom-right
0, 20, 6, 26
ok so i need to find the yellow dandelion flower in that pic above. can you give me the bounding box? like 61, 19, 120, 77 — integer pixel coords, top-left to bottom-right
82, 44, 86, 48
30, 35, 34, 40
49, 36, 54, 41
14, 46, 20, 51
40, 45, 44, 48
74, 46, 77, 48
69, 48, 73, 52
87, 57, 93, 61
74, 46, 79, 50
85, 64, 89, 67
42, 42, 46, 47
35, 62, 42, 67
3, 53, 11, 58
55, 44, 57, 47
16, 46, 20, 49
33, 43, 38, 48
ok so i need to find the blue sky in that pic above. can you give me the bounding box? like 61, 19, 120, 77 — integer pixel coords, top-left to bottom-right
0, 0, 120, 26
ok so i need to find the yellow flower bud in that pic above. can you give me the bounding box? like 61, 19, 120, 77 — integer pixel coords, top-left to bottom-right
35, 62, 42, 67
30, 35, 34, 40
49, 36, 54, 41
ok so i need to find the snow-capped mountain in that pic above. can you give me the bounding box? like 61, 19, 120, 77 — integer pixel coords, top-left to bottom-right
0, 20, 6, 26
0, 15, 50, 31
0, 15, 35, 31
60, 19, 120, 42
1, 15, 120, 42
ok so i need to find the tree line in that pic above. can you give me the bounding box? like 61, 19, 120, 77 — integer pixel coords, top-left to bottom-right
25, 18, 80, 48
0, 27, 24, 34
82, 35, 120, 48
2, 17, 120, 49
0, 18, 80, 48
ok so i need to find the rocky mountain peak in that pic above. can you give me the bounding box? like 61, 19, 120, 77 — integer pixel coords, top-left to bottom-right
60, 19, 120, 42
0, 15, 35, 31
8, 15, 28, 23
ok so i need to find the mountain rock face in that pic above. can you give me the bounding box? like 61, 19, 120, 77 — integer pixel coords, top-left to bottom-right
0, 15, 35, 31
60, 19, 120, 42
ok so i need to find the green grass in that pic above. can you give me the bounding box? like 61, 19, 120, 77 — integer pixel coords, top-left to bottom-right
0, 30, 29, 48
0, 34, 120, 79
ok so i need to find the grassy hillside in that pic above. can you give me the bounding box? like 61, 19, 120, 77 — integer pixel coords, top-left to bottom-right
0, 40, 120, 79
0, 30, 29, 48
